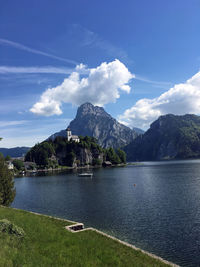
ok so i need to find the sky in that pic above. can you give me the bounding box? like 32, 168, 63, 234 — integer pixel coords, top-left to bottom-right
0, 0, 200, 147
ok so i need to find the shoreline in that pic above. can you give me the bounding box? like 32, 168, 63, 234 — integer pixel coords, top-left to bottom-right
9, 206, 179, 266
15, 163, 127, 177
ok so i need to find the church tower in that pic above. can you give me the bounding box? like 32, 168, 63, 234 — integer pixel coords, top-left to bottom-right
66, 128, 72, 141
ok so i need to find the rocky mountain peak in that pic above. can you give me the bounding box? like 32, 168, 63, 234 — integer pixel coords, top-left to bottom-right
76, 102, 111, 119
67, 102, 138, 148
48, 102, 139, 148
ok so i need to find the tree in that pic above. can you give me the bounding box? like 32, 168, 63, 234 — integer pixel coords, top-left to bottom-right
116, 149, 126, 164
12, 159, 24, 171
106, 148, 121, 164
5, 155, 11, 161
0, 157, 16, 206
64, 152, 75, 167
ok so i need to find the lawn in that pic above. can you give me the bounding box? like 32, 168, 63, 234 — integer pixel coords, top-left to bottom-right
0, 206, 172, 267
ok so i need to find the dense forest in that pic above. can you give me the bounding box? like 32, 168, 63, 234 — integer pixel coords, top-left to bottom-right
25, 136, 126, 168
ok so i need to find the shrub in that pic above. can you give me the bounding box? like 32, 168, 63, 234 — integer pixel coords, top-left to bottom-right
0, 219, 25, 237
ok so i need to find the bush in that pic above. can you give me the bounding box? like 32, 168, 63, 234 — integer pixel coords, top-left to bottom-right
0, 219, 25, 237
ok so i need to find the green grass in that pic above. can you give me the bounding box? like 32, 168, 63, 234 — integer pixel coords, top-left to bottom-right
0, 206, 171, 267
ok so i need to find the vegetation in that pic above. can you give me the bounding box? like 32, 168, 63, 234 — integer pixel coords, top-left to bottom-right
5, 155, 11, 161
125, 114, 200, 161
12, 159, 24, 171
0, 206, 170, 266
0, 154, 16, 206
0, 219, 25, 237
25, 136, 126, 168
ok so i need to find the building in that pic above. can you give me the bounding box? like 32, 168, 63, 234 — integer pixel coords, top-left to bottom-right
7, 161, 14, 170
66, 128, 80, 143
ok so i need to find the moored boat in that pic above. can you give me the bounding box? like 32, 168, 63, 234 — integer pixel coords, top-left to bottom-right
78, 173, 93, 177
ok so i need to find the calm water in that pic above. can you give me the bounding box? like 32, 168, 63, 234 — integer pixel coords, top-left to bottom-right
12, 160, 200, 266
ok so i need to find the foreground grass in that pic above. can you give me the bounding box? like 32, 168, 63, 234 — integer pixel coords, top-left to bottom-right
0, 206, 170, 267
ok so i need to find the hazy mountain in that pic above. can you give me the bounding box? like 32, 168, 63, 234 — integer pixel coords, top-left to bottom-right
0, 147, 30, 158
49, 103, 138, 148
124, 114, 200, 161
133, 127, 145, 135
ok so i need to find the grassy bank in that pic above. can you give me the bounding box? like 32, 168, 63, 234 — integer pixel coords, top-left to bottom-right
0, 206, 171, 267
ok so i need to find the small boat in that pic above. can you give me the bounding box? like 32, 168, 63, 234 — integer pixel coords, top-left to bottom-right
78, 172, 93, 177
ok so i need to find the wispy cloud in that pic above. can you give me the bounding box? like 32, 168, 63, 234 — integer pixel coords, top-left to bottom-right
0, 120, 28, 128
0, 118, 71, 147
71, 24, 129, 61
0, 64, 90, 75
0, 66, 73, 74
134, 74, 172, 87
0, 38, 78, 65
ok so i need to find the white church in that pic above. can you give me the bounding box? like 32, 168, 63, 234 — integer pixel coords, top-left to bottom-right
66, 128, 80, 143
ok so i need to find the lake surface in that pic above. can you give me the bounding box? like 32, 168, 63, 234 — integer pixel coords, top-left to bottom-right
12, 160, 200, 266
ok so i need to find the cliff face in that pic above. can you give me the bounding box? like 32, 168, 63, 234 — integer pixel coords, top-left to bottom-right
124, 114, 200, 161
57, 146, 104, 167
25, 136, 105, 167
49, 103, 138, 149
53, 103, 138, 149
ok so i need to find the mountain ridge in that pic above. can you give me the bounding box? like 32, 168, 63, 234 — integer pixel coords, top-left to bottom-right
124, 113, 200, 161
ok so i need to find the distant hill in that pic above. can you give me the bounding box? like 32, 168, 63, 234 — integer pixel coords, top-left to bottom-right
0, 147, 30, 158
124, 114, 200, 161
133, 127, 145, 135
49, 102, 138, 149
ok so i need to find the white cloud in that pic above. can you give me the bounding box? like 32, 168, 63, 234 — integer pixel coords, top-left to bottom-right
119, 71, 200, 129
30, 59, 134, 116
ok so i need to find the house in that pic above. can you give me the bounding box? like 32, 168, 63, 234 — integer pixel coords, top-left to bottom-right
102, 161, 112, 167
7, 161, 14, 170
24, 161, 36, 171
66, 128, 80, 143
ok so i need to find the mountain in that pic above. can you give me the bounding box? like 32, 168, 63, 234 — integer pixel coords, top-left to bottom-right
124, 114, 200, 161
0, 147, 30, 158
49, 103, 138, 148
133, 127, 145, 135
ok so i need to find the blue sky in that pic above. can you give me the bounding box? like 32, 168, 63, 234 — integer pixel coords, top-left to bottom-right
0, 0, 200, 147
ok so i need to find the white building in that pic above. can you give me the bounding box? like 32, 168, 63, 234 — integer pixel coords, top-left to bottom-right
7, 161, 14, 170
66, 128, 80, 143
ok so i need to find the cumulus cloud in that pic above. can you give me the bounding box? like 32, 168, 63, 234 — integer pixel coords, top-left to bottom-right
30, 59, 134, 116
119, 71, 200, 129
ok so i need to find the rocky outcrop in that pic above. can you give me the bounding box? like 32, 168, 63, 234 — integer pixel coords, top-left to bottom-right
124, 114, 200, 161
57, 146, 104, 167
49, 103, 138, 149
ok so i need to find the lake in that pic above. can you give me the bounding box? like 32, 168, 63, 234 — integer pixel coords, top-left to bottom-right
12, 160, 200, 266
